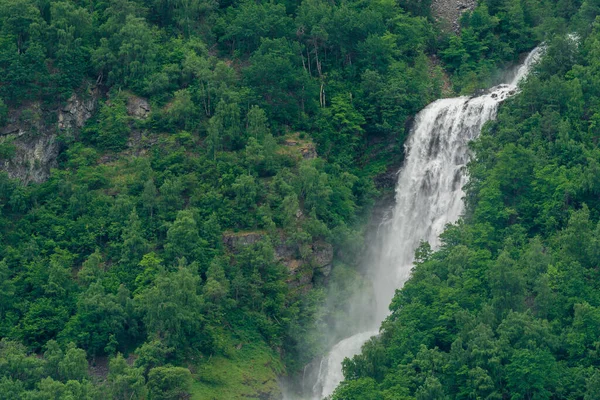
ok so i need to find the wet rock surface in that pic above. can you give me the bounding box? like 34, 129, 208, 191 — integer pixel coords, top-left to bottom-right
374, 168, 399, 189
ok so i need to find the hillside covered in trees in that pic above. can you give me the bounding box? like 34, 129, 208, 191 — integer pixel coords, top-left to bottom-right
333, 3, 600, 400
0, 0, 593, 396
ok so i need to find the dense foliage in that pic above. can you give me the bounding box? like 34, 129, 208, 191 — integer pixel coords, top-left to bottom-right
334, 3, 600, 400
0, 0, 448, 396
0, 0, 582, 394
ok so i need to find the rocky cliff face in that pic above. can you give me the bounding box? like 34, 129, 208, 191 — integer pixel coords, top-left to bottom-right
0, 90, 98, 183
127, 95, 151, 119
432, 0, 476, 32
58, 91, 98, 131
223, 231, 333, 292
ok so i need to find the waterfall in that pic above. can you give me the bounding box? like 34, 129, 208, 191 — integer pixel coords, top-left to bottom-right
288, 47, 544, 400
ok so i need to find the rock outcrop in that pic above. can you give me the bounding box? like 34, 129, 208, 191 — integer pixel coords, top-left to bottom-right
127, 95, 151, 119
432, 0, 476, 32
222, 231, 266, 250
0, 128, 59, 183
282, 134, 318, 160
275, 240, 333, 291
0, 90, 98, 183
222, 231, 334, 292
58, 91, 98, 131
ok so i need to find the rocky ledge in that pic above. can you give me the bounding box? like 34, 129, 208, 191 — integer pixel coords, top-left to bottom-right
0, 90, 99, 183
0, 90, 153, 184
223, 231, 333, 292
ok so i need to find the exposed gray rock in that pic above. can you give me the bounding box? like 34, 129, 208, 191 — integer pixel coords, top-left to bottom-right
0, 132, 58, 183
222, 231, 265, 251
222, 231, 334, 291
127, 95, 151, 119
311, 241, 333, 269
273, 241, 333, 272
319, 263, 332, 277
431, 0, 476, 32
278, 241, 333, 292
58, 91, 98, 131
0, 90, 98, 184
1, 102, 57, 183
274, 241, 296, 262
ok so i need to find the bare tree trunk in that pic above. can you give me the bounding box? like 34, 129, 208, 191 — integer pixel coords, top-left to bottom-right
207, 81, 211, 116
320, 82, 325, 107
201, 82, 209, 116
301, 52, 307, 72
315, 43, 322, 78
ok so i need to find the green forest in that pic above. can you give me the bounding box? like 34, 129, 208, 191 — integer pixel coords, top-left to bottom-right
334, 7, 600, 400
0, 0, 597, 395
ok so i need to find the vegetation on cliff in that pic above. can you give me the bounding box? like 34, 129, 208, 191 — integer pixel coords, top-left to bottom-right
0, 0, 587, 396
334, 2, 600, 399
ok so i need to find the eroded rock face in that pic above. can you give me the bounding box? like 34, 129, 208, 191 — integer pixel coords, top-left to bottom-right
280, 241, 333, 292
0, 91, 98, 183
222, 231, 334, 292
222, 231, 266, 251
1, 102, 59, 184
58, 91, 98, 130
432, 0, 476, 32
0, 131, 59, 183
283, 137, 318, 160
127, 96, 151, 119
311, 242, 333, 271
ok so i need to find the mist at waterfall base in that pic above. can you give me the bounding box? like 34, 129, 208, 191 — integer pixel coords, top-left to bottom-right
281, 47, 544, 400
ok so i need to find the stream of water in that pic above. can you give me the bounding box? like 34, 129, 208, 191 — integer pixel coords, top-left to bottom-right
289, 46, 544, 400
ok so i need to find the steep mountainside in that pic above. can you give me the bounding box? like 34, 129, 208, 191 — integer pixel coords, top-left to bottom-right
0, 0, 571, 397
332, 4, 600, 400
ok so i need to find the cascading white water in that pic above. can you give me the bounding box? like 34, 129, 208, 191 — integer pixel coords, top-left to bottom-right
304, 47, 545, 400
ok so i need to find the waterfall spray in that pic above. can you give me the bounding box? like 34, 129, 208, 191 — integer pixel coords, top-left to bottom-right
288, 47, 544, 400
